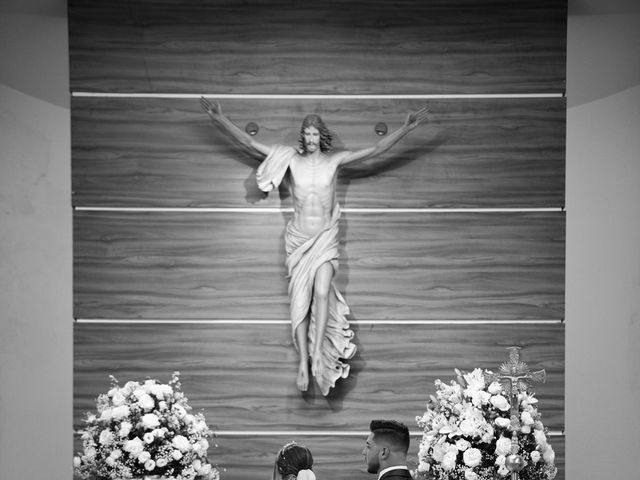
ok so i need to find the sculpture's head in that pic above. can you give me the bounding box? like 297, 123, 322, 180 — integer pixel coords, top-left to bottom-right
299, 114, 332, 154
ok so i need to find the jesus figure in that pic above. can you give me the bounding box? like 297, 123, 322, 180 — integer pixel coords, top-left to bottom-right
201, 98, 429, 395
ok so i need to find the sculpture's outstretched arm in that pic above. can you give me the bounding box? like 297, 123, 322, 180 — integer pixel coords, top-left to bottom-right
201, 97, 271, 159
338, 106, 430, 166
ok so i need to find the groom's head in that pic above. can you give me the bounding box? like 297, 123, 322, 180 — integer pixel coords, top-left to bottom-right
362, 420, 410, 474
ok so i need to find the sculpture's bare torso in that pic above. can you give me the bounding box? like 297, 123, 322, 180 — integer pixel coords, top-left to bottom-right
289, 153, 340, 236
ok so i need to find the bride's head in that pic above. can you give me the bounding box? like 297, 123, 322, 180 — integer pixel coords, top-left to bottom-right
273, 442, 315, 480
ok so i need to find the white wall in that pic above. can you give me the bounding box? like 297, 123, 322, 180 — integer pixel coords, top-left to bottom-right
0, 3, 638, 479
566, 11, 640, 479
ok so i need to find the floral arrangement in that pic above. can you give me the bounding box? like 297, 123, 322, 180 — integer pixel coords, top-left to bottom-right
74, 372, 219, 480
414, 368, 557, 480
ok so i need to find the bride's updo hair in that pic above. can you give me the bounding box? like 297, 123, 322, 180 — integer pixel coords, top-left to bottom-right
273, 442, 315, 480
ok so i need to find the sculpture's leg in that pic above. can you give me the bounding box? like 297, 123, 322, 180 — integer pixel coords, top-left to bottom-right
294, 318, 310, 392
311, 261, 334, 380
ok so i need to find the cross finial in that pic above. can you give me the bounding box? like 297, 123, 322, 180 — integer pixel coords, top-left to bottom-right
486, 346, 546, 399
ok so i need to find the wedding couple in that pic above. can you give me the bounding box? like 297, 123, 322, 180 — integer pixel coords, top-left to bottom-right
273, 420, 411, 480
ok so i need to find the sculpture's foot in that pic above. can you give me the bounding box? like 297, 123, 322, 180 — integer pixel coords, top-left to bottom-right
296, 361, 309, 392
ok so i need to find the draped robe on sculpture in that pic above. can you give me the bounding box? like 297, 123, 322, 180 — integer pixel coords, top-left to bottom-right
256, 145, 357, 395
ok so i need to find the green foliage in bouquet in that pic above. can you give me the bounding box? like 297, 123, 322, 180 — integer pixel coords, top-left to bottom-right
414, 368, 557, 480
74, 372, 219, 480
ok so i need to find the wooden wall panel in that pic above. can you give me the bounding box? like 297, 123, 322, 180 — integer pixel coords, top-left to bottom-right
68, 0, 566, 94
73, 433, 565, 480
73, 323, 565, 431
73, 211, 564, 320
71, 97, 565, 209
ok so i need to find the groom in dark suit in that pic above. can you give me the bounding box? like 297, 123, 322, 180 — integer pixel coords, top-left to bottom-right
362, 420, 411, 480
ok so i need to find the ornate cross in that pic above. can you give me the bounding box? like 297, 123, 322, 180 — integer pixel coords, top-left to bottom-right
485, 346, 546, 401
485, 347, 547, 480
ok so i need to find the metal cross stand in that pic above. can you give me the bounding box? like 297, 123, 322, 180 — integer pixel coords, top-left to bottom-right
485, 347, 546, 480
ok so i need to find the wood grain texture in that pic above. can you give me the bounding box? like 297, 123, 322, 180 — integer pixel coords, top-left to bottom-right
73, 323, 565, 432
71, 97, 565, 208
73, 211, 564, 320
68, 0, 567, 94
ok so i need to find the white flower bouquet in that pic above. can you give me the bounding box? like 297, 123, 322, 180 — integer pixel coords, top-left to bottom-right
414, 368, 557, 480
74, 372, 219, 480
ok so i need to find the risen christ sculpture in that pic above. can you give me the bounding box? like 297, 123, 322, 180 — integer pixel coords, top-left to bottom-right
201, 98, 429, 395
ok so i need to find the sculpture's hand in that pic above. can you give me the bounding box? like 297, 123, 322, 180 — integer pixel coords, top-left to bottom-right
311, 352, 322, 379
405, 106, 430, 130
200, 97, 222, 119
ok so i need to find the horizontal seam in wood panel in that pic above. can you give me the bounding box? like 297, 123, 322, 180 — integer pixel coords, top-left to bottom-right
74, 207, 565, 213
71, 92, 565, 99
75, 319, 563, 325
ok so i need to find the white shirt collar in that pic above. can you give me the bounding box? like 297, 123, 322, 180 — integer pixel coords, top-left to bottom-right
378, 465, 409, 480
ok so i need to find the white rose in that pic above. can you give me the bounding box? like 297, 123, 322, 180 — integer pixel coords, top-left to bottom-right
543, 445, 555, 464
156, 457, 168, 468
110, 449, 122, 460
199, 438, 209, 451
158, 401, 168, 411
138, 393, 155, 411
521, 411, 534, 426
460, 419, 478, 436
432, 444, 445, 462
521, 425, 531, 434
456, 439, 471, 451
138, 450, 151, 463
417, 460, 430, 473
141, 413, 160, 429
112, 405, 130, 420
133, 388, 147, 399
173, 404, 187, 419
111, 390, 127, 406
149, 384, 165, 399
143, 432, 155, 444
99, 408, 113, 422
119, 421, 132, 437
172, 450, 183, 460
534, 429, 547, 446
495, 436, 512, 456
481, 424, 495, 443
488, 381, 503, 395
144, 459, 156, 471
199, 463, 213, 475
441, 451, 458, 471
172, 435, 191, 452
123, 437, 144, 456
99, 429, 114, 445
495, 417, 511, 429
462, 448, 482, 468
464, 470, 479, 480
530, 450, 541, 463
73, 457, 81, 468
490, 395, 510, 412
495, 455, 506, 466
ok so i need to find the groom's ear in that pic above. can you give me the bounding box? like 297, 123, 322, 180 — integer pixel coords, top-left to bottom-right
379, 445, 390, 460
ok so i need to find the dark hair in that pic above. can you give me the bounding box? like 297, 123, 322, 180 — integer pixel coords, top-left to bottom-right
369, 420, 410, 454
299, 114, 333, 153
275, 442, 314, 479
